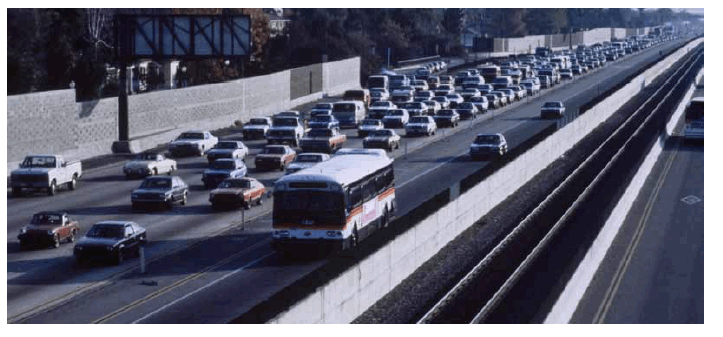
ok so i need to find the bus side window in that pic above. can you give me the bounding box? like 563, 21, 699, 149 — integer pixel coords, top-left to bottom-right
349, 186, 363, 210
362, 180, 375, 202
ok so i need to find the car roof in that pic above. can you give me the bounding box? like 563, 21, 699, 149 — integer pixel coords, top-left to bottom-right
94, 220, 133, 227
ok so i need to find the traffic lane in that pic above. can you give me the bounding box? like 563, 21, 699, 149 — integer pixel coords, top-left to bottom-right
12, 115, 540, 323
570, 138, 703, 323
600, 141, 703, 323
20, 232, 283, 324
8, 38, 692, 318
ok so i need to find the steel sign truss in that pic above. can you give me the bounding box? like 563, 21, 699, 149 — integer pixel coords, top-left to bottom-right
117, 15, 251, 60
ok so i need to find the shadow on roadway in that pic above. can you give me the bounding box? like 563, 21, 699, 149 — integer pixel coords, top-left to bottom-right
61, 204, 218, 216
82, 175, 131, 183
667, 135, 704, 153
6, 233, 308, 286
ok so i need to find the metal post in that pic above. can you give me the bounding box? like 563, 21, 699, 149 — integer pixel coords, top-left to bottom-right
241, 208, 245, 230
118, 60, 129, 141
139, 244, 146, 274
387, 48, 391, 69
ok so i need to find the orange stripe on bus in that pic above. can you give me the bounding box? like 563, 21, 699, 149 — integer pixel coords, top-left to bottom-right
377, 187, 395, 200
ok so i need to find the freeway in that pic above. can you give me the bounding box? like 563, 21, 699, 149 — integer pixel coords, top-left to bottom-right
7, 37, 690, 323
570, 87, 704, 324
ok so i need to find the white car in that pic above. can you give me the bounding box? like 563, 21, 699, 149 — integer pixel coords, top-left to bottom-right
242, 117, 272, 140
358, 119, 384, 137
469, 133, 508, 159
368, 101, 397, 120
445, 94, 464, 108
423, 100, 442, 115
284, 153, 331, 175
169, 130, 218, 157
382, 109, 410, 128
431, 96, 451, 109
363, 129, 401, 152
123, 152, 177, 178
206, 140, 249, 164
540, 101, 566, 119
309, 103, 334, 117
405, 115, 437, 137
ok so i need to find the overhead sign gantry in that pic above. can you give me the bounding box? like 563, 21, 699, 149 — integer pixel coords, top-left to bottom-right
113, 14, 250, 152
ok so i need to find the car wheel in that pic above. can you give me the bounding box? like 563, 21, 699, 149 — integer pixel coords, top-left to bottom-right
381, 207, 389, 229
52, 234, 60, 248
152, 168, 158, 176
67, 229, 77, 243
244, 201, 252, 210
350, 225, 359, 249
115, 250, 124, 265
68, 175, 77, 190
257, 195, 263, 205
279, 162, 285, 171
12, 188, 21, 197
48, 180, 57, 196
168, 166, 175, 175
131, 202, 139, 211
180, 192, 188, 205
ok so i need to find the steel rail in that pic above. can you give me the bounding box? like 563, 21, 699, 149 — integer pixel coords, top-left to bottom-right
416, 46, 703, 324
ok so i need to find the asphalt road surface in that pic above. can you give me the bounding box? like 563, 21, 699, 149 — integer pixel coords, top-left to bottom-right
570, 87, 703, 325
7, 38, 690, 323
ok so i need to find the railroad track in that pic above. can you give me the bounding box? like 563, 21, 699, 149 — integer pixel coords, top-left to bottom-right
416, 45, 704, 324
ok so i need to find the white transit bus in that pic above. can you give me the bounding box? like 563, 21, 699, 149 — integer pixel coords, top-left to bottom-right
271, 153, 396, 251
684, 96, 704, 140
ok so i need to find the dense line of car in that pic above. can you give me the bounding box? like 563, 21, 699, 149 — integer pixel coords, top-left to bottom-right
10, 33, 679, 265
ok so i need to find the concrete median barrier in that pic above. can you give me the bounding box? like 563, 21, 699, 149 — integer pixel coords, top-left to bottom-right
266, 37, 702, 324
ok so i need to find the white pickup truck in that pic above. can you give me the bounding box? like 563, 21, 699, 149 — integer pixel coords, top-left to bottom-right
266, 116, 308, 147
10, 155, 82, 196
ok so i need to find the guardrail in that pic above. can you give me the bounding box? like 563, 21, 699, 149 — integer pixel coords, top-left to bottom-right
396, 55, 441, 69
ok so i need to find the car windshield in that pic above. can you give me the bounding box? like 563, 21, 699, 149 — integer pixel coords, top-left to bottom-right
332, 103, 356, 112
315, 104, 332, 109
475, 135, 500, 144
438, 110, 454, 116
308, 129, 332, 137
86, 224, 124, 239
410, 117, 428, 123
446, 95, 459, 99
370, 130, 392, 137
372, 102, 391, 107
468, 97, 484, 102
389, 110, 405, 116
137, 153, 158, 161
295, 155, 323, 163
362, 120, 381, 126
272, 118, 297, 127
218, 179, 251, 189
249, 118, 268, 125
544, 102, 562, 108
438, 85, 453, 90
370, 92, 382, 97
179, 132, 204, 140
263, 147, 285, 154
215, 142, 239, 149
140, 178, 172, 189
31, 214, 62, 225
432, 97, 447, 102
21, 156, 56, 168
211, 160, 237, 170
458, 103, 474, 109
312, 115, 332, 122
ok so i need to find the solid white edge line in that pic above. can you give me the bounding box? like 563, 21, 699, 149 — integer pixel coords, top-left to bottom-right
542, 72, 699, 324
131, 252, 274, 324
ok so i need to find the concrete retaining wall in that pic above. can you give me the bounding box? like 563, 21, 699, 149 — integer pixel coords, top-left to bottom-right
268, 37, 703, 324
544, 65, 704, 324
492, 26, 652, 54
7, 57, 361, 172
